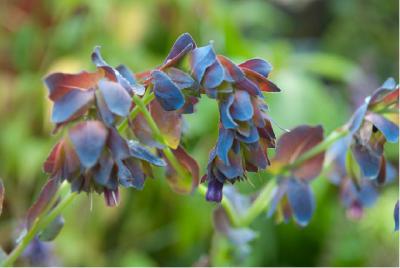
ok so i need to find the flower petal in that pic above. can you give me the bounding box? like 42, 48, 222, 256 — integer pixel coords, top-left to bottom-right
128, 140, 166, 167
98, 80, 132, 117
219, 94, 238, 129
216, 128, 234, 165
69, 121, 108, 168
190, 44, 217, 82
230, 90, 254, 121
163, 33, 196, 67
52, 89, 94, 124
239, 58, 272, 77
365, 112, 399, 143
151, 70, 185, 111
203, 59, 224, 89
287, 178, 315, 226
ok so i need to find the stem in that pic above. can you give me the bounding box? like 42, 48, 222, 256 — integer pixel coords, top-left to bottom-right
118, 92, 155, 133
1, 186, 77, 267
131, 94, 189, 182
238, 179, 276, 227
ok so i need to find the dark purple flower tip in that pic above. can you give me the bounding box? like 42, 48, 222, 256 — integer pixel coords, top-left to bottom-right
206, 179, 224, 202
394, 201, 399, 232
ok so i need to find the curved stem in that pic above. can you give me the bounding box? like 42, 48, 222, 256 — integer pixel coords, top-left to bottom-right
1, 187, 77, 267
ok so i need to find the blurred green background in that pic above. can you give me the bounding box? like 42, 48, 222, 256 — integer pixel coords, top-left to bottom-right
0, 0, 398, 266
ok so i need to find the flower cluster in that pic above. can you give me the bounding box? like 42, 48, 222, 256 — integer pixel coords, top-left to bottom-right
41, 33, 280, 206
199, 54, 280, 202
43, 48, 165, 206
326, 78, 399, 218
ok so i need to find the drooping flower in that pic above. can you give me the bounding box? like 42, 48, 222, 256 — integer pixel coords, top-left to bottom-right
267, 125, 324, 226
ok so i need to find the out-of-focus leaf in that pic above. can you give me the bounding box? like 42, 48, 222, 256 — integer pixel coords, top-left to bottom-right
44, 71, 102, 101
286, 178, 315, 226
52, 89, 94, 124
98, 80, 132, 117
151, 70, 185, 111
150, 99, 182, 149
0, 247, 7, 262
239, 58, 272, 77
273, 125, 324, 181
38, 215, 65, 241
69, 121, 108, 168
27, 178, 59, 228
365, 112, 399, 143
190, 44, 217, 82
230, 90, 254, 121
130, 113, 161, 148
128, 140, 166, 167
0, 179, 4, 216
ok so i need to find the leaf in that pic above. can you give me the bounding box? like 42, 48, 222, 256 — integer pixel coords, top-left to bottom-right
44, 71, 102, 101
239, 58, 272, 77
38, 215, 64, 241
190, 44, 217, 82
43, 141, 64, 174
365, 112, 399, 143
163, 33, 196, 68
52, 89, 94, 124
230, 90, 254, 121
69, 121, 108, 168
150, 99, 182, 149
128, 140, 166, 167
286, 178, 315, 226
27, 178, 60, 228
273, 125, 324, 181
98, 80, 132, 117
0, 179, 4, 217
151, 70, 185, 111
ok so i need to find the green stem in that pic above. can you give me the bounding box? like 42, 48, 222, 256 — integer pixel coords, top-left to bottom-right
118, 92, 155, 133
131, 94, 190, 182
238, 179, 276, 227
1, 184, 77, 267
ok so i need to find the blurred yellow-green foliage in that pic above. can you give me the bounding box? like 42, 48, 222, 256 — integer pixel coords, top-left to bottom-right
0, 0, 398, 266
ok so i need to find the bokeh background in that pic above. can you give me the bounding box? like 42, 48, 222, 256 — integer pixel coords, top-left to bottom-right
0, 0, 398, 266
